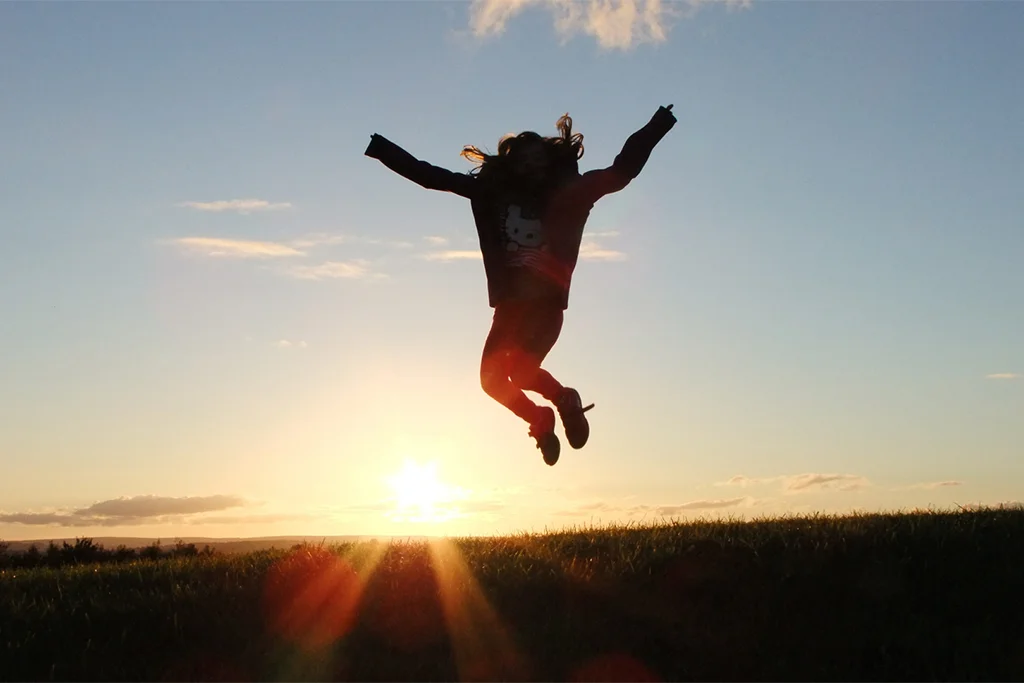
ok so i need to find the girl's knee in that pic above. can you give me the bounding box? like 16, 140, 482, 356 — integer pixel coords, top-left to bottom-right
508, 358, 541, 389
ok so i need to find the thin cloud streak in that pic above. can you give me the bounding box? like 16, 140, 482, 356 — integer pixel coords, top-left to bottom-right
172, 237, 304, 258
579, 240, 627, 261
422, 250, 483, 262
179, 199, 292, 214
786, 473, 870, 492
290, 233, 351, 249
281, 260, 383, 281
291, 233, 415, 250
639, 498, 749, 515
905, 480, 964, 491
555, 497, 751, 517
716, 475, 783, 488
718, 473, 871, 493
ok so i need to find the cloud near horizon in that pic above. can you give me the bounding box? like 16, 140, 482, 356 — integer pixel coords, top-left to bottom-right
555, 497, 750, 517
719, 473, 871, 493
179, 199, 292, 214
785, 473, 870, 492
905, 480, 964, 491
0, 495, 251, 528
986, 373, 1020, 380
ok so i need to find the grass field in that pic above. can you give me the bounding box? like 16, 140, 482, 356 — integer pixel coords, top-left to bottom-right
2, 508, 1023, 681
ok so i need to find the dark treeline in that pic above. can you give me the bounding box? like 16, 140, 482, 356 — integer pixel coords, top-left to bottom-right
0, 537, 215, 569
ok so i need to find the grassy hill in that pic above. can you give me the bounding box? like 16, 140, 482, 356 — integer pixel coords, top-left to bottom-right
2, 508, 1023, 681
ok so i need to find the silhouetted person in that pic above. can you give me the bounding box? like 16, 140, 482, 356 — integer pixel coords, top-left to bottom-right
364, 104, 677, 465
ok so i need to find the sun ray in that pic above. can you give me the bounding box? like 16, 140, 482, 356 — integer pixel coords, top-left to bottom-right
261, 540, 387, 662
428, 538, 530, 680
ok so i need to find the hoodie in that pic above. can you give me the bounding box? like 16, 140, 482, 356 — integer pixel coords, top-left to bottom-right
364, 105, 677, 309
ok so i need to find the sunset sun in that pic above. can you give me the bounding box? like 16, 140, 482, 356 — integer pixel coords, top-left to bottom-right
386, 460, 466, 524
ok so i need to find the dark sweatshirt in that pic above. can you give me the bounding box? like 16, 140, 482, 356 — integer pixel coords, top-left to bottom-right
364, 105, 677, 309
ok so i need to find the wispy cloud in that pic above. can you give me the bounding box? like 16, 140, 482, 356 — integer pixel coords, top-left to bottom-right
904, 480, 964, 491
291, 233, 414, 250
719, 473, 871, 493
785, 473, 870, 492
467, 0, 748, 51
422, 250, 483, 262
81, 495, 246, 518
280, 260, 384, 281
290, 233, 351, 249
0, 495, 250, 528
424, 235, 450, 246
469, 0, 672, 50
553, 501, 621, 517
172, 237, 304, 258
556, 497, 750, 517
648, 498, 748, 515
715, 475, 783, 488
273, 340, 308, 349
986, 373, 1020, 380
179, 199, 292, 214
579, 240, 628, 262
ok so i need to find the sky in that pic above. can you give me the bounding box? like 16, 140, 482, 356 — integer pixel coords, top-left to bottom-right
1, 0, 1022, 542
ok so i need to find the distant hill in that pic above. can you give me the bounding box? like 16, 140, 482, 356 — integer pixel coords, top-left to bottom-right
2, 535, 430, 554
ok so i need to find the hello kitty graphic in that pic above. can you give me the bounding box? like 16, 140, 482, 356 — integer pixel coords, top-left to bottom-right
502, 204, 546, 253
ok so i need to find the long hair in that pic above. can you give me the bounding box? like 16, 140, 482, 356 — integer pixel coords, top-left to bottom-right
461, 113, 584, 183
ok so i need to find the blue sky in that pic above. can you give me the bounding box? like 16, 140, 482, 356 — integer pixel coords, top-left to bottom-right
1, 0, 1021, 541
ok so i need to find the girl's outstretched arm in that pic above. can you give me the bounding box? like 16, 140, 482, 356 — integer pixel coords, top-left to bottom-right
574, 104, 677, 203
365, 134, 477, 199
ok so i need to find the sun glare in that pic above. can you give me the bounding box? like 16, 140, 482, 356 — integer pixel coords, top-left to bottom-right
386, 460, 467, 524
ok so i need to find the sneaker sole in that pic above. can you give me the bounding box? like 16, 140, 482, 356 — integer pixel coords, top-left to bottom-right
540, 433, 560, 466
560, 395, 594, 450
